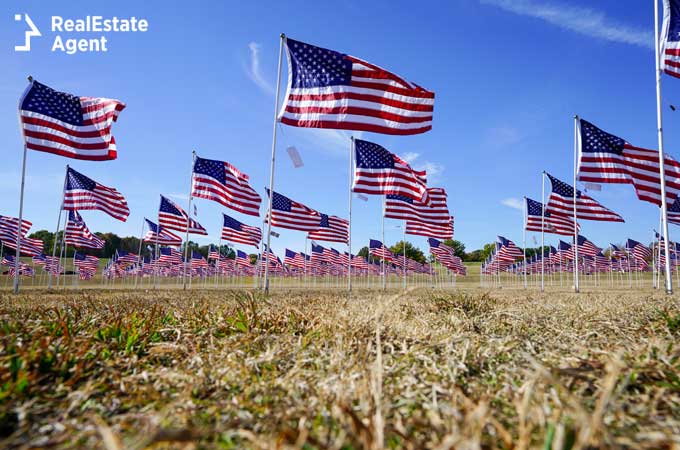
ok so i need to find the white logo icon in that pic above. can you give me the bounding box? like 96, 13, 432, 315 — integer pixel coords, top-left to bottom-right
15, 13, 41, 51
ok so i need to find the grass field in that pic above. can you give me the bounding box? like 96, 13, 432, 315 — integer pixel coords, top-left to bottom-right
1, 285, 680, 449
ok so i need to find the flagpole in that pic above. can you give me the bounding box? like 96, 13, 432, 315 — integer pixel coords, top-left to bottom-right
348, 136, 354, 293
134, 218, 145, 289
182, 150, 197, 290
47, 167, 69, 290
655, 0, 674, 293
381, 196, 386, 291
522, 197, 528, 288
573, 116, 580, 293
541, 171, 546, 292
263, 33, 286, 295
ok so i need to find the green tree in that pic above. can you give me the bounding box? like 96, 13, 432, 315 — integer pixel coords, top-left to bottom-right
388, 240, 426, 263
481, 243, 496, 261
443, 239, 466, 259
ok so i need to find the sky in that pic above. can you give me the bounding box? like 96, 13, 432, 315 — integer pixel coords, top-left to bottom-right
2, 0, 680, 258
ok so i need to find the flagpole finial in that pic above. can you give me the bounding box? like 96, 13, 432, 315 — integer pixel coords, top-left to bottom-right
27, 75, 33, 82
280, 33, 286, 39
574, 114, 579, 120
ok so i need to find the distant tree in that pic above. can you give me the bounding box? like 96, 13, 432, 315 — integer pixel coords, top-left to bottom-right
443, 239, 465, 259
481, 243, 496, 261
465, 249, 483, 262
388, 240, 426, 263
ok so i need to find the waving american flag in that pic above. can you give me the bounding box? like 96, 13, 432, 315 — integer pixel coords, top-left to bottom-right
384, 188, 449, 224
221, 214, 262, 248
525, 198, 578, 236
577, 118, 680, 207
265, 189, 320, 231
307, 214, 349, 244
64, 211, 104, 249
191, 155, 261, 216
143, 219, 182, 246
545, 173, 624, 222
63, 167, 130, 222
158, 195, 207, 235
353, 139, 428, 203
19, 79, 125, 161
278, 38, 434, 135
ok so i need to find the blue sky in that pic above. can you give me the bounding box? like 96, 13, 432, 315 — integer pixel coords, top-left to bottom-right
2, 0, 679, 257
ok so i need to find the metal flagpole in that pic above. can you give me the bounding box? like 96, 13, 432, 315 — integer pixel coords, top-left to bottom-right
655, 0, 674, 293
573, 116, 580, 293
264, 33, 286, 295
541, 171, 546, 292
182, 150, 197, 290
348, 137, 354, 293
48, 167, 68, 289
402, 227, 406, 291
523, 196, 527, 288
381, 196, 386, 291
13, 76, 34, 294
134, 218, 145, 289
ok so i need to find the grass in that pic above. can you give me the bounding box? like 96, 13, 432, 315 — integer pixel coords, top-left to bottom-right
1, 287, 679, 449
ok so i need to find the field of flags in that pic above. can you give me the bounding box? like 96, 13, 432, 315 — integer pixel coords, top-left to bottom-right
7, 1, 680, 294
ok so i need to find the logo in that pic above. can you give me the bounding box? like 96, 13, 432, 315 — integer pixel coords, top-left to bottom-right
15, 13, 41, 52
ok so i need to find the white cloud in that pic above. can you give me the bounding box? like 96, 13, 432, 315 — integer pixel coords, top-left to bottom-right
486, 126, 523, 148
245, 42, 274, 94
480, 0, 653, 49
400, 152, 420, 164
501, 197, 525, 211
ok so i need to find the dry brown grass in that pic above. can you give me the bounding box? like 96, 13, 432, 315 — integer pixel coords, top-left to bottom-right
1, 287, 680, 449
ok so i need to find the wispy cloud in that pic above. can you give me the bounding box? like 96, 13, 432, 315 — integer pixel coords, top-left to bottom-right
398, 152, 445, 183
501, 197, 524, 211
485, 125, 523, 148
480, 0, 653, 49
245, 42, 274, 94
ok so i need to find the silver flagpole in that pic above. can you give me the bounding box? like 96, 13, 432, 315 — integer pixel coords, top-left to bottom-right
182, 150, 196, 290
13, 145, 28, 294
48, 167, 68, 289
523, 196, 527, 288
381, 196, 386, 291
13, 76, 33, 294
134, 218, 145, 289
573, 116, 580, 293
348, 136, 354, 293
541, 171, 545, 292
264, 33, 286, 295
655, 0, 673, 293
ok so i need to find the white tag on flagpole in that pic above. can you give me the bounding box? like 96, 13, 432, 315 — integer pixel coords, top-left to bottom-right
286, 146, 304, 168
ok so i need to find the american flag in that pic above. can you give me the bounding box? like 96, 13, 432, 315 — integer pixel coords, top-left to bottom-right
428, 238, 456, 266
0, 216, 32, 237
159, 247, 183, 265
143, 219, 182, 246
625, 238, 652, 260
496, 236, 523, 262
158, 195, 207, 235
307, 214, 349, 243
235, 250, 252, 267
0, 232, 43, 256
350, 254, 368, 269
64, 211, 104, 249
384, 188, 449, 224
265, 189, 320, 231
191, 156, 261, 216
352, 139, 429, 202
19, 80, 125, 161
278, 38, 434, 135
668, 195, 680, 225
563, 235, 600, 259
545, 173, 624, 222
191, 251, 209, 269
115, 250, 138, 265
311, 243, 328, 262
73, 252, 99, 272
222, 214, 262, 247
369, 239, 393, 261
208, 245, 220, 260
662, 0, 680, 78
525, 198, 579, 236
405, 216, 454, 239
284, 249, 306, 269
63, 167, 129, 221
577, 118, 680, 206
